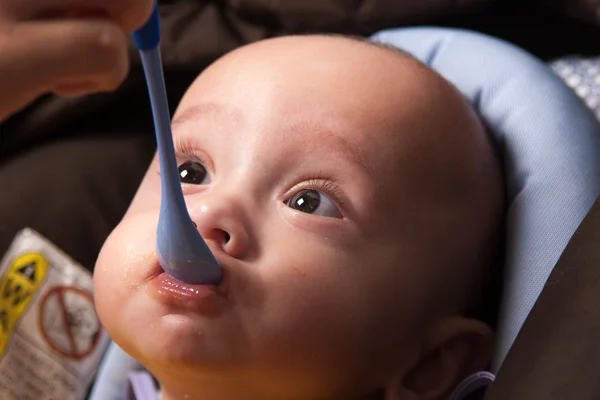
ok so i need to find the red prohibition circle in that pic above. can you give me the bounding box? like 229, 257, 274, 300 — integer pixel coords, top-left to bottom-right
37, 286, 100, 360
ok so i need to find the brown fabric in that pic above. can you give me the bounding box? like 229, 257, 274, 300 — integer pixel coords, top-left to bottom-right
225, 0, 491, 35
485, 197, 600, 400
535, 0, 600, 25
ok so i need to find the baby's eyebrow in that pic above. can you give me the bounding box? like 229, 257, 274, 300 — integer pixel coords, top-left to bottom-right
295, 123, 373, 177
172, 103, 244, 128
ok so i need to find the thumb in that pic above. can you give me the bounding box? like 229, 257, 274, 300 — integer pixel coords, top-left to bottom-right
0, 20, 129, 121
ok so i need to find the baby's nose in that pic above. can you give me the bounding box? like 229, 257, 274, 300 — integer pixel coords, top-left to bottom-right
190, 198, 251, 260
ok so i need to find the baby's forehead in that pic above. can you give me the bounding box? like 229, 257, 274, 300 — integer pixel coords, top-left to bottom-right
179, 36, 450, 130
175, 34, 472, 172
180, 34, 438, 102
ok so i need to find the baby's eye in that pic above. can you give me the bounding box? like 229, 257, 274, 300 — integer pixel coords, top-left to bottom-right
286, 189, 342, 218
178, 161, 210, 185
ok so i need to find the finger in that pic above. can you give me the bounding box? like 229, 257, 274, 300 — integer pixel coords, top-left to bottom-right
0, 20, 129, 119
4, 0, 154, 32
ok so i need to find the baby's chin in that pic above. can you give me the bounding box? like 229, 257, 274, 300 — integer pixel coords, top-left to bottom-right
94, 262, 238, 375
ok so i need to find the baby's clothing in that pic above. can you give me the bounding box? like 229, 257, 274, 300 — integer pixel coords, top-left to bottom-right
124, 370, 495, 400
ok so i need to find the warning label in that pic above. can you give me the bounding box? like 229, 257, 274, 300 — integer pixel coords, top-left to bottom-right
0, 229, 110, 400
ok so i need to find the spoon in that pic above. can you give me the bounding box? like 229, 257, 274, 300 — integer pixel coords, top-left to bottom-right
132, 5, 222, 285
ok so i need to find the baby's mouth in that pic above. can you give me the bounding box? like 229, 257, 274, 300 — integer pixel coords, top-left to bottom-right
144, 262, 228, 313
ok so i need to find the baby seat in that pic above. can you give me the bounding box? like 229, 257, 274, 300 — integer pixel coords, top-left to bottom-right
87, 28, 600, 399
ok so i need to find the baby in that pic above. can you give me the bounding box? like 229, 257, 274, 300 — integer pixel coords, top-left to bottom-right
94, 34, 504, 400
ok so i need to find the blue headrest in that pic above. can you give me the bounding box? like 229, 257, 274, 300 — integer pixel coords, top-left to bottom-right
371, 27, 600, 370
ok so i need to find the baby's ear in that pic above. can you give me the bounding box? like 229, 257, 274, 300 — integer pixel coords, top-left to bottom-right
386, 317, 493, 400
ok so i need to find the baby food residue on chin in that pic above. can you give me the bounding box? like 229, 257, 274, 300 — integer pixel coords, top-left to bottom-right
293, 266, 306, 277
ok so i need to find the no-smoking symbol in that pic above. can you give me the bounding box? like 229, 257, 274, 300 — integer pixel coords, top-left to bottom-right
38, 286, 101, 360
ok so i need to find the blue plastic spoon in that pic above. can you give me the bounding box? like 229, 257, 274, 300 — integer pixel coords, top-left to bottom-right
133, 5, 222, 284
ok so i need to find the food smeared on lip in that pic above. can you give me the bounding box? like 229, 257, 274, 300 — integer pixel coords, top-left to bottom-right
293, 266, 306, 277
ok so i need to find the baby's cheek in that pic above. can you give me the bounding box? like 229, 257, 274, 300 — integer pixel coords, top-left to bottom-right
93, 216, 156, 332
93, 228, 130, 333
124, 161, 162, 217
258, 244, 368, 335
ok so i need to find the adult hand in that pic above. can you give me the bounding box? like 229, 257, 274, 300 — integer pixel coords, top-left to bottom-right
0, 0, 154, 123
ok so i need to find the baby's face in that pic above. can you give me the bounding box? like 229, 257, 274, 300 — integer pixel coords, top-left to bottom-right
95, 36, 495, 399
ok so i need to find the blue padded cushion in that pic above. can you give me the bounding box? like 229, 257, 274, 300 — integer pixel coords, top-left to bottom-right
371, 27, 600, 370
88, 341, 141, 400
